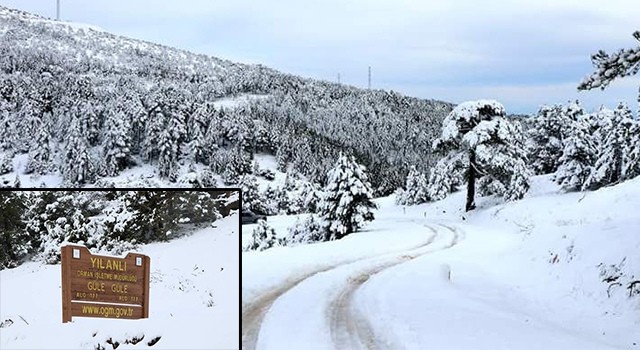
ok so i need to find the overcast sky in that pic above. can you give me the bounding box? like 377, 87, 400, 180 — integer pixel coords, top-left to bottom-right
1, 0, 638, 113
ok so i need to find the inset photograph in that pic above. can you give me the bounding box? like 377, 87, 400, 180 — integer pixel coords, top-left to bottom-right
0, 189, 239, 350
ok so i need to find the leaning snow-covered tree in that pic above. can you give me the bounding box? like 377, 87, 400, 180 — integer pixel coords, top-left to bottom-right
431, 100, 530, 211
319, 154, 377, 240
578, 30, 640, 108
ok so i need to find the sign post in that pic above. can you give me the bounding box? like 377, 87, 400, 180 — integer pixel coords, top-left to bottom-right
61, 245, 150, 323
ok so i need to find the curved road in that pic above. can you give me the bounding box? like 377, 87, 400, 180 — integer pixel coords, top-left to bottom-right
242, 223, 462, 350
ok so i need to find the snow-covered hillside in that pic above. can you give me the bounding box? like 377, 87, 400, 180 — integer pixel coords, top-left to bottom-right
242, 176, 640, 349
0, 213, 239, 350
0, 5, 452, 192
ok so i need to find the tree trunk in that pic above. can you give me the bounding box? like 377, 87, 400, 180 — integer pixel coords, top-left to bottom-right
466, 149, 477, 212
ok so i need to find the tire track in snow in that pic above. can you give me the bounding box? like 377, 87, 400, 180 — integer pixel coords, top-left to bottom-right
329, 224, 462, 350
242, 229, 439, 350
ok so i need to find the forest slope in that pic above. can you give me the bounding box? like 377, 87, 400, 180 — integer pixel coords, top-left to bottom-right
0, 6, 453, 192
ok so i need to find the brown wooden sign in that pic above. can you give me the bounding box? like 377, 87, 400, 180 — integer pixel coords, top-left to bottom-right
61, 245, 150, 323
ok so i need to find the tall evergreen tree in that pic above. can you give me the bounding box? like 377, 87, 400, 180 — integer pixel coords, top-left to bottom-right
101, 110, 132, 177
25, 124, 53, 175
157, 128, 179, 181
583, 102, 638, 190
431, 100, 530, 211
554, 118, 598, 191
0, 191, 28, 269
62, 117, 96, 185
526, 104, 573, 175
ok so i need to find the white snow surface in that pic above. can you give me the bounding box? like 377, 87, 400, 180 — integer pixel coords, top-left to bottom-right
212, 94, 270, 110
0, 214, 239, 350
243, 175, 640, 349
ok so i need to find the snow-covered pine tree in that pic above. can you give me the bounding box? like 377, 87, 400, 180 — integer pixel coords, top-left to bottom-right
526, 104, 572, 175
0, 191, 28, 269
24, 124, 53, 175
80, 101, 100, 147
62, 117, 96, 185
578, 31, 640, 109
301, 181, 322, 213
157, 127, 179, 181
142, 109, 165, 162
554, 118, 597, 191
0, 152, 12, 175
186, 102, 210, 165
26, 192, 94, 264
244, 219, 282, 252
427, 152, 465, 200
431, 100, 530, 211
238, 175, 267, 214
41, 210, 92, 264
467, 118, 530, 202
0, 106, 17, 152
396, 166, 430, 205
218, 147, 252, 185
562, 100, 585, 122
101, 110, 132, 177
625, 119, 640, 179
319, 154, 377, 240
583, 102, 638, 190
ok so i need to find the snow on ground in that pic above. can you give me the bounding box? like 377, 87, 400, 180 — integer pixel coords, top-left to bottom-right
0, 214, 239, 350
242, 175, 640, 349
212, 94, 270, 110
252, 154, 288, 192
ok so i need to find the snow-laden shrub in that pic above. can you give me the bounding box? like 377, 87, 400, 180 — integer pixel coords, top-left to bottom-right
597, 257, 640, 299
178, 169, 217, 188
243, 220, 283, 252
284, 215, 327, 246
41, 212, 93, 264
24, 192, 96, 264
261, 186, 280, 216
98, 237, 138, 256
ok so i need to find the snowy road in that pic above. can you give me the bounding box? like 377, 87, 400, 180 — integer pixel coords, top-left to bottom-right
242, 223, 462, 350
243, 221, 631, 349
